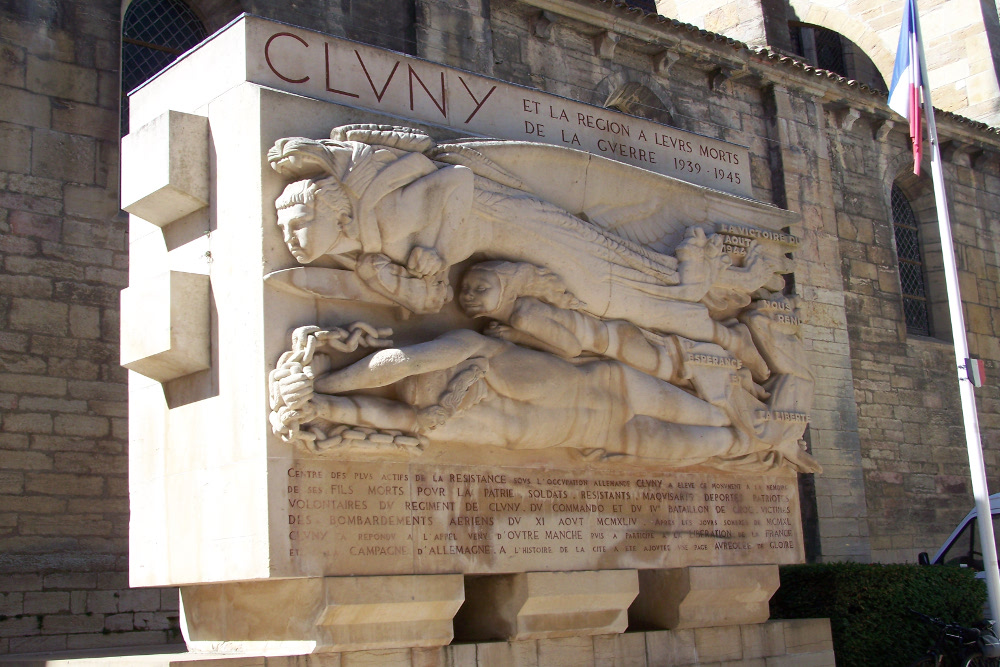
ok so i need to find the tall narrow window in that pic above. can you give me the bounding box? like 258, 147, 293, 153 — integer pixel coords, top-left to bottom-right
892, 184, 931, 336
121, 0, 207, 135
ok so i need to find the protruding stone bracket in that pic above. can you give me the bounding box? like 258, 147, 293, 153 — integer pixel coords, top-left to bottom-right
652, 50, 680, 77
121, 270, 211, 383
605, 81, 674, 125
835, 106, 862, 132
455, 570, 639, 641
873, 118, 895, 142
593, 30, 620, 59
709, 66, 747, 91
971, 149, 993, 170
314, 575, 466, 650
181, 575, 465, 654
939, 139, 975, 166
629, 564, 780, 630
121, 110, 209, 228
531, 11, 559, 40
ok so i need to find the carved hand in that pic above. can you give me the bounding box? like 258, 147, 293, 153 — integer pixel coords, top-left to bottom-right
278, 371, 315, 411
406, 246, 445, 277
484, 321, 515, 340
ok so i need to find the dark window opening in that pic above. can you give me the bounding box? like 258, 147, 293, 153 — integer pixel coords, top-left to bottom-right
892, 184, 931, 336
788, 22, 887, 92
623, 0, 657, 12
789, 22, 847, 77
812, 26, 846, 77
121, 0, 207, 135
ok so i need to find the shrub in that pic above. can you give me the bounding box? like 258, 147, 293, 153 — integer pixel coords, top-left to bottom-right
770, 562, 987, 667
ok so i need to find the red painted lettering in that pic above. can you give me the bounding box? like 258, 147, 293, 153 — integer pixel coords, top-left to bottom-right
459, 76, 497, 124
356, 51, 399, 102
408, 65, 446, 117
324, 43, 358, 98
265, 32, 310, 84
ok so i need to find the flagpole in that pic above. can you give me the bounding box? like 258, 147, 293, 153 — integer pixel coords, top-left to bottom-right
911, 0, 1000, 624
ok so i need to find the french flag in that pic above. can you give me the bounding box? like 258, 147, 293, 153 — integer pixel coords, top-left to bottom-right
888, 0, 924, 175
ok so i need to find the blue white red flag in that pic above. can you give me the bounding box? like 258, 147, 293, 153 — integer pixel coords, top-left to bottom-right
888, 0, 924, 175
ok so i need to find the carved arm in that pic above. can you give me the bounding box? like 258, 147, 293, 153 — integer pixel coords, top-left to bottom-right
314, 329, 497, 395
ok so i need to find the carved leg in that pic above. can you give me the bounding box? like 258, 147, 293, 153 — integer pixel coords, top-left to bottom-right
623, 366, 729, 427
624, 417, 735, 461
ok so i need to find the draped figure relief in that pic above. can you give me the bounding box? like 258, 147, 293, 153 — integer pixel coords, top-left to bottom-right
265, 124, 820, 474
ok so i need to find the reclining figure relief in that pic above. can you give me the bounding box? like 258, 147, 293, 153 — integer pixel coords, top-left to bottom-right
265, 124, 819, 474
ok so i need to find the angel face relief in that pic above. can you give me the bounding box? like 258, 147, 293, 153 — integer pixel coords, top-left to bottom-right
459, 269, 503, 317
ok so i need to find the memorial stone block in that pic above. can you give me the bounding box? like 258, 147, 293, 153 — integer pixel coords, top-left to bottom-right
120, 270, 210, 382
123, 15, 819, 655
120, 110, 209, 227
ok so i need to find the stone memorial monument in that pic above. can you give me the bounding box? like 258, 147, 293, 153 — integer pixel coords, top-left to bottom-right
122, 15, 819, 658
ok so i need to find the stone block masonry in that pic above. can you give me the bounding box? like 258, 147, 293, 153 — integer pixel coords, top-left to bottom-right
0, 620, 836, 666
0, 0, 179, 655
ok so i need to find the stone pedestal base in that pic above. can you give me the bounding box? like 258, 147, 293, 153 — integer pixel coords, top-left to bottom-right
630, 564, 780, 630
9, 619, 835, 666
455, 570, 639, 641
180, 575, 465, 654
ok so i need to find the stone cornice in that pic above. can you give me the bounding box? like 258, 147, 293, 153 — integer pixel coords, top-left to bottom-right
517, 0, 1000, 147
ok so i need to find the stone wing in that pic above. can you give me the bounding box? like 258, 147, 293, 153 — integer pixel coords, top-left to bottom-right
431, 138, 798, 254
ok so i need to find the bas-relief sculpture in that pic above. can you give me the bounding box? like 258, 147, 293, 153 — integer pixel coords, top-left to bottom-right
266, 124, 820, 475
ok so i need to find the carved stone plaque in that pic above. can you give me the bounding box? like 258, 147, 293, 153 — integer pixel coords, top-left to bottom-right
284, 458, 803, 576
123, 17, 817, 653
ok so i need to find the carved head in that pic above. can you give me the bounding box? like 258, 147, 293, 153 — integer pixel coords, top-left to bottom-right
275, 178, 355, 264
459, 267, 503, 317
460, 262, 583, 319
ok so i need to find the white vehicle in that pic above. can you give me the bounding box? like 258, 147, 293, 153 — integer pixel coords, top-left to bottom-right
920, 493, 1000, 653
920, 494, 1000, 572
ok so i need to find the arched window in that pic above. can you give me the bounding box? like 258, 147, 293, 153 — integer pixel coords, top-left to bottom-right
788, 22, 887, 93
121, 0, 207, 135
891, 183, 931, 336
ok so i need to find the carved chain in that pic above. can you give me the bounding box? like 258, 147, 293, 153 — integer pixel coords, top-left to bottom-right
269, 323, 430, 454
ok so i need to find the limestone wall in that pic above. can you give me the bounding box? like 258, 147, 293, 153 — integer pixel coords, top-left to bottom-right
830, 116, 1000, 562
0, 0, 179, 654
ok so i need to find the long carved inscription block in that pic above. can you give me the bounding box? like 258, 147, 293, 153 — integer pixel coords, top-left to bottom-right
284, 459, 804, 574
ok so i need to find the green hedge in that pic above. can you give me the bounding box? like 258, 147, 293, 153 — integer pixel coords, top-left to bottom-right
770, 563, 987, 667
